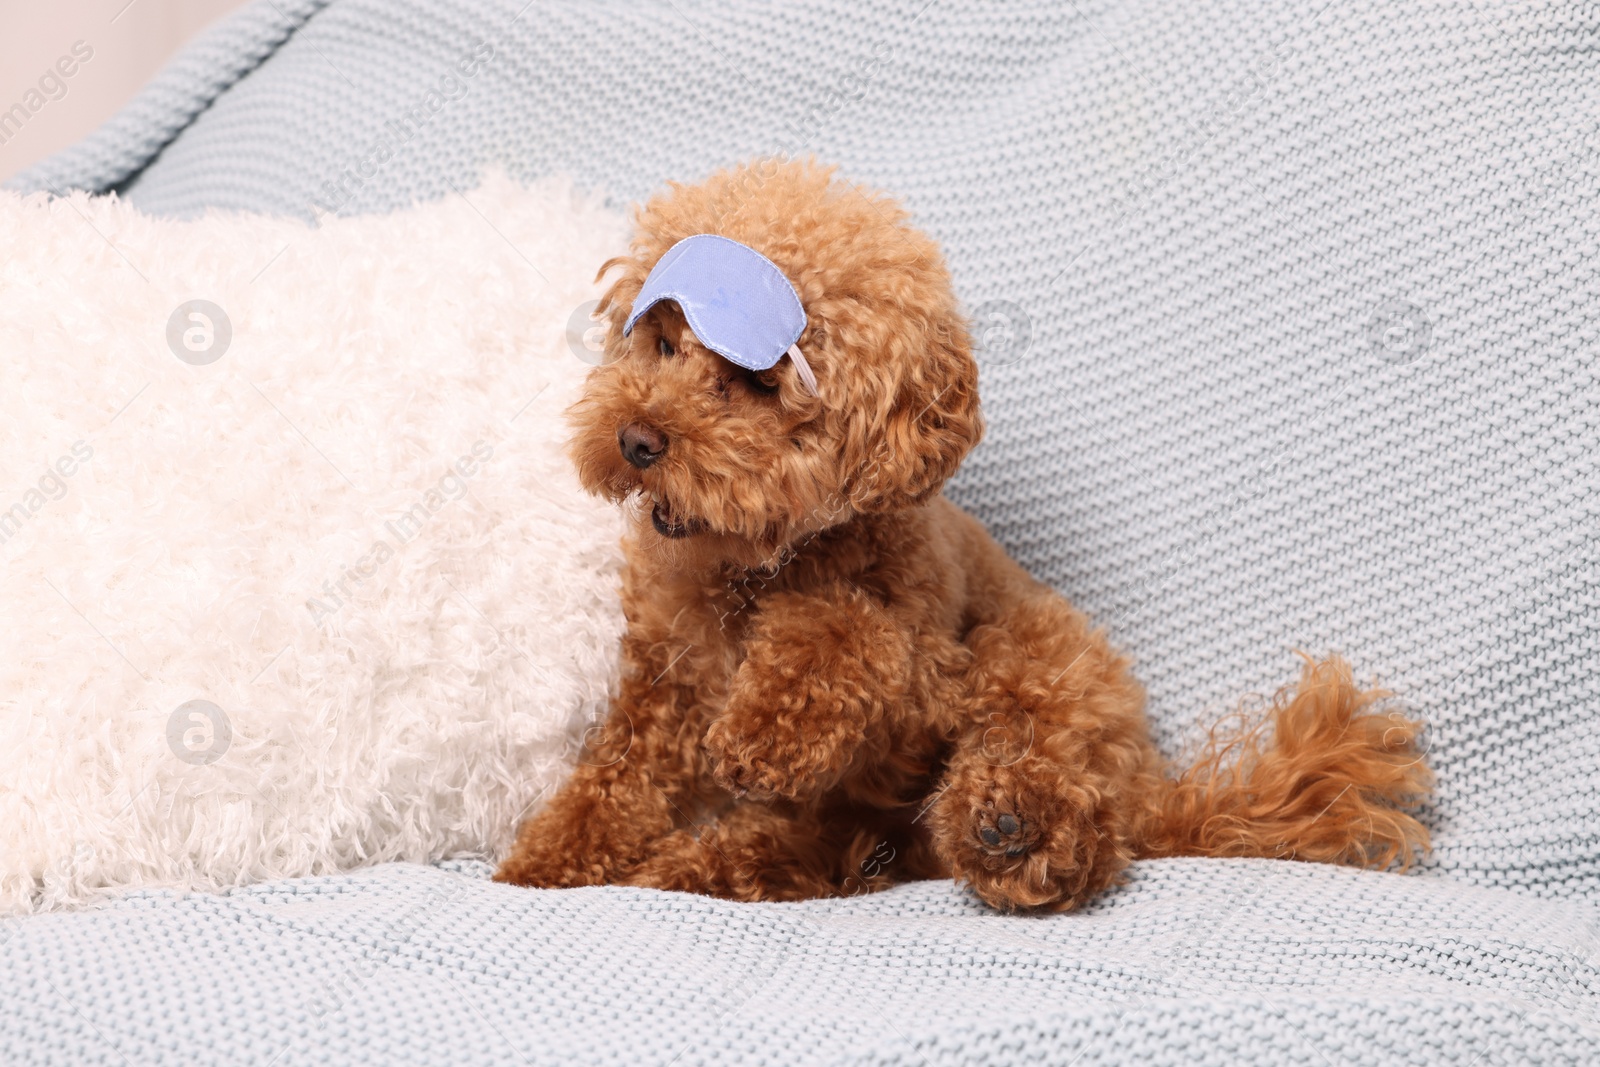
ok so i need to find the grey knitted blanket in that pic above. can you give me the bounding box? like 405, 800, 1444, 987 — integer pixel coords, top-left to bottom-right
4, 859, 1597, 1065
7, 0, 1599, 1062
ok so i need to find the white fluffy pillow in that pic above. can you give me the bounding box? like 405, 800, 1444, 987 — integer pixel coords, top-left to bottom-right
0, 175, 628, 913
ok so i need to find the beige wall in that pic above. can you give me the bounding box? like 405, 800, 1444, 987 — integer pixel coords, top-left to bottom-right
0, 0, 249, 182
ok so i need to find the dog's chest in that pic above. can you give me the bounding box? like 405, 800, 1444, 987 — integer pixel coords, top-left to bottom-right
629, 567, 802, 707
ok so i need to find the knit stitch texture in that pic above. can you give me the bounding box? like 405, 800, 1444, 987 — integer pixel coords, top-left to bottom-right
3, 859, 1598, 1065
6, 0, 1599, 1062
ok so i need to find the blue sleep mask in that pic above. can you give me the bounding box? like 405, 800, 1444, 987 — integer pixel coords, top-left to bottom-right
622, 234, 818, 394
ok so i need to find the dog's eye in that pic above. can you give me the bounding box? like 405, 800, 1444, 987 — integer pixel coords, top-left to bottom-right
657, 336, 675, 357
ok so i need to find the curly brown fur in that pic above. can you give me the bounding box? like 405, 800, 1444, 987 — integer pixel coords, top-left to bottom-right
494, 159, 1432, 911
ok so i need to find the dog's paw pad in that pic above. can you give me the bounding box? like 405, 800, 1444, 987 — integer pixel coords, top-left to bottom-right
976, 808, 1034, 858
706, 739, 783, 802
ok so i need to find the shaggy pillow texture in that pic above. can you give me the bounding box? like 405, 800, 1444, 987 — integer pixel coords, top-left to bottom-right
0, 175, 628, 913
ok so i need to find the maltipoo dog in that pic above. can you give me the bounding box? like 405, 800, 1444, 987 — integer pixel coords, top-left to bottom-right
496, 159, 1431, 910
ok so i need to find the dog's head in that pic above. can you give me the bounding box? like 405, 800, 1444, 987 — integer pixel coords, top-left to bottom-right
568, 159, 982, 569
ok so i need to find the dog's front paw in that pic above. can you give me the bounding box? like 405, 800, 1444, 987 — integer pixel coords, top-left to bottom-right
703, 715, 784, 800
704, 696, 863, 802
927, 755, 1128, 911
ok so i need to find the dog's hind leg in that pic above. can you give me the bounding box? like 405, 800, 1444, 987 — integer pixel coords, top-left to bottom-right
923, 593, 1165, 911
924, 595, 1432, 911
623, 801, 928, 902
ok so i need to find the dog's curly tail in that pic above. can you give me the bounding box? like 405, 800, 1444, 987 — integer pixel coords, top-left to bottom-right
1138, 655, 1433, 870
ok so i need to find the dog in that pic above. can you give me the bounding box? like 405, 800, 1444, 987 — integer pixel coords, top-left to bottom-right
494, 159, 1431, 910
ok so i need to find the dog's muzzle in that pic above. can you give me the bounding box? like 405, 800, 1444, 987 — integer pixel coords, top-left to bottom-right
619, 423, 666, 469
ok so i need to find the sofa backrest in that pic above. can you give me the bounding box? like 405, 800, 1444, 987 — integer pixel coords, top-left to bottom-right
18, 0, 1600, 898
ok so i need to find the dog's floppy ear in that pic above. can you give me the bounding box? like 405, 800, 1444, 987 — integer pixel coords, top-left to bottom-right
843, 310, 984, 513
592, 254, 649, 362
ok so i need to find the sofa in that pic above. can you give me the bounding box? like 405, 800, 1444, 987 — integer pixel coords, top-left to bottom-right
6, 1, 1597, 1063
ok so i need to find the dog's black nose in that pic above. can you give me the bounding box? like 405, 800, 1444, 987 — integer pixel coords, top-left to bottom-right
619, 423, 667, 469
